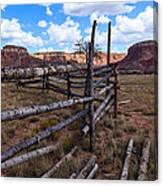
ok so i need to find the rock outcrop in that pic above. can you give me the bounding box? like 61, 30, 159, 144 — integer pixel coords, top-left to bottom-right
32, 51, 125, 65
1, 45, 42, 68
117, 40, 158, 74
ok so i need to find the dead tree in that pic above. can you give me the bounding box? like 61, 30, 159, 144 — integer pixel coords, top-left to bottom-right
120, 139, 134, 180
137, 139, 151, 181
41, 146, 77, 178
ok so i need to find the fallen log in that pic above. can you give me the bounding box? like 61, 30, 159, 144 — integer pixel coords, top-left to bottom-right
41, 146, 77, 178
1, 110, 88, 162
69, 172, 77, 179
120, 139, 134, 180
86, 163, 98, 179
1, 143, 60, 170
137, 139, 151, 181
76, 155, 97, 179
1, 97, 93, 121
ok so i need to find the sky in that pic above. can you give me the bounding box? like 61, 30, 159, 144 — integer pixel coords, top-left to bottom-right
1, 1, 158, 54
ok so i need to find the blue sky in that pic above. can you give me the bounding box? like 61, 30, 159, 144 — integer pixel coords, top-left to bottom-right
1, 1, 157, 53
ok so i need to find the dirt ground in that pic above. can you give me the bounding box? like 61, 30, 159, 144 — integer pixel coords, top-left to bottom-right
1, 74, 157, 180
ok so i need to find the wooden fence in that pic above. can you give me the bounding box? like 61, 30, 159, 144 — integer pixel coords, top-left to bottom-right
1, 21, 117, 178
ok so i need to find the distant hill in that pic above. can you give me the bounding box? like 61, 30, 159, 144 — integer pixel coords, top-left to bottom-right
2, 40, 158, 73
1, 45, 125, 68
32, 51, 125, 65
117, 40, 158, 74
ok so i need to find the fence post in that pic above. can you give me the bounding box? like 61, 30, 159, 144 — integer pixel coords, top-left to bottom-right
67, 72, 71, 99
113, 64, 117, 118
46, 64, 49, 93
87, 42, 95, 151
89, 20, 97, 151
42, 56, 46, 92
106, 21, 111, 96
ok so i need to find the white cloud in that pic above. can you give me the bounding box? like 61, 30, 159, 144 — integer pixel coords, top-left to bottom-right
1, 5, 7, 11
47, 17, 81, 47
1, 18, 44, 48
38, 20, 47, 27
41, 4, 53, 16
112, 6, 155, 45
90, 12, 111, 24
84, 6, 155, 52
63, 2, 135, 16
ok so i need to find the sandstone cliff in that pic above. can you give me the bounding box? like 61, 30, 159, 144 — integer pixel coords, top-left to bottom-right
117, 40, 158, 74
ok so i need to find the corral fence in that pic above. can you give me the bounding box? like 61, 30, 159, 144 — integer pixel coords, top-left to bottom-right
1, 21, 118, 178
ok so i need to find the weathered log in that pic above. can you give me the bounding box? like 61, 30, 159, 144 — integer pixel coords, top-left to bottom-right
106, 21, 111, 96
87, 42, 95, 151
82, 125, 90, 135
94, 98, 114, 124
113, 64, 118, 118
2, 97, 93, 121
76, 155, 97, 179
93, 64, 109, 71
120, 139, 134, 180
86, 163, 98, 179
94, 71, 114, 87
48, 78, 67, 84
1, 65, 76, 80
68, 84, 85, 89
137, 139, 151, 181
69, 79, 85, 85
1, 110, 88, 162
93, 93, 113, 121
97, 84, 114, 96
93, 67, 112, 76
69, 172, 77, 179
41, 146, 77, 178
18, 79, 42, 86
69, 74, 86, 79
1, 143, 60, 170
48, 83, 83, 98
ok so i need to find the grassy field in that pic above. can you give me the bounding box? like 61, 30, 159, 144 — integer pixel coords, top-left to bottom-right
1, 74, 157, 180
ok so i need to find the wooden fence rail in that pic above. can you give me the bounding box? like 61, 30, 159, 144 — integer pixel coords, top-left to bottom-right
1, 109, 88, 162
